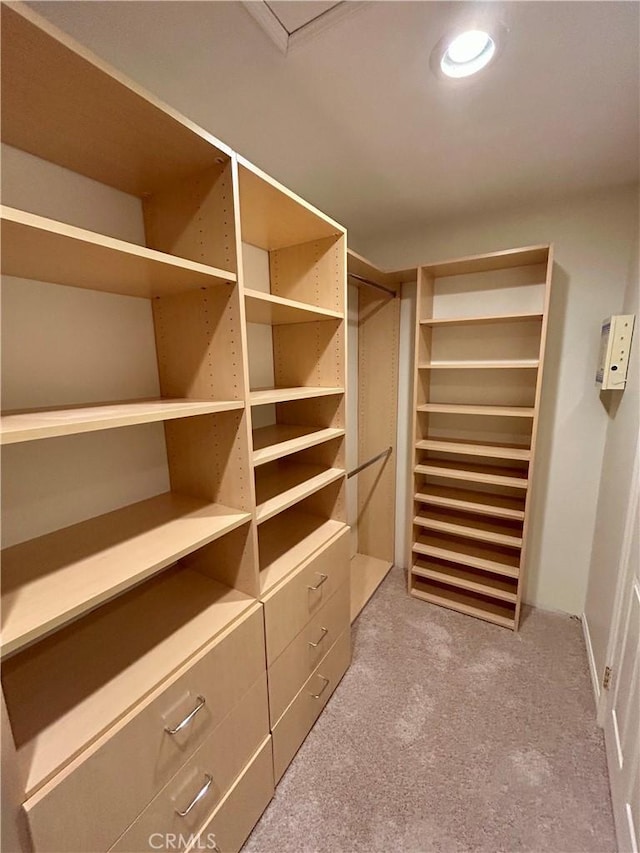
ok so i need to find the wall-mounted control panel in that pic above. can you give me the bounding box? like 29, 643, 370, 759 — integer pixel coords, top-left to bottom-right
596, 314, 635, 390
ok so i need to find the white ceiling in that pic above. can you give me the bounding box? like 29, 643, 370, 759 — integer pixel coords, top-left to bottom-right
30, 1, 639, 252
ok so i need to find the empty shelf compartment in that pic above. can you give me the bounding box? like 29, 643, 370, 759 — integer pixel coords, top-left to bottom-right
252, 424, 344, 467
412, 557, 518, 603
415, 457, 528, 489
258, 508, 347, 593
410, 576, 516, 629
414, 484, 526, 520
255, 461, 344, 524
412, 532, 521, 579
414, 508, 523, 548
1, 492, 251, 657
244, 289, 342, 324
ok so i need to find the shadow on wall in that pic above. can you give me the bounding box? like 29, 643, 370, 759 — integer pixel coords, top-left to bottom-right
522, 261, 569, 612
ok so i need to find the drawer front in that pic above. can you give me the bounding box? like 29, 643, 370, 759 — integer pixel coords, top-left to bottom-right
263, 528, 349, 664
268, 581, 349, 725
25, 606, 266, 853
110, 675, 269, 852
272, 628, 351, 783
185, 737, 274, 853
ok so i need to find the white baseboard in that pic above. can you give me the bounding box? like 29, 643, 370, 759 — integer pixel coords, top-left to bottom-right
582, 612, 601, 713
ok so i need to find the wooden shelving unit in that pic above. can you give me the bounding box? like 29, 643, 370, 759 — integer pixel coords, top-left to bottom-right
1, 206, 236, 298
1, 493, 251, 657
408, 245, 553, 630
0, 399, 244, 445
258, 510, 346, 593
420, 311, 543, 327
252, 424, 345, 466
244, 289, 342, 325
255, 463, 345, 524
249, 386, 344, 406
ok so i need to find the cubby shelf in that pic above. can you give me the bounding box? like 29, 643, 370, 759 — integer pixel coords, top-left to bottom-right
255, 464, 345, 524
412, 535, 521, 579
420, 312, 543, 327
414, 485, 526, 521
0, 399, 244, 445
413, 514, 523, 548
250, 386, 344, 406
0, 207, 236, 299
415, 438, 531, 462
410, 581, 515, 629
417, 402, 535, 418
1, 492, 251, 657
244, 289, 342, 325
2, 568, 256, 795
419, 360, 539, 370
412, 561, 518, 603
258, 510, 347, 593
252, 424, 345, 467
415, 460, 528, 489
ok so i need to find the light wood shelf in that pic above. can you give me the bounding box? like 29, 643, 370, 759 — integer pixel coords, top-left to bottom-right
412, 560, 517, 603
413, 533, 521, 579
350, 554, 393, 623
1, 4, 231, 196
252, 424, 344, 467
244, 289, 342, 325
419, 360, 539, 370
258, 510, 347, 593
415, 460, 528, 489
415, 438, 531, 462
0, 399, 244, 445
2, 568, 256, 795
255, 464, 344, 524
410, 579, 515, 629
238, 159, 343, 252
0, 207, 235, 299
1, 493, 251, 657
413, 512, 523, 548
420, 312, 543, 327
250, 386, 344, 406
423, 245, 549, 278
417, 402, 534, 418
414, 485, 526, 520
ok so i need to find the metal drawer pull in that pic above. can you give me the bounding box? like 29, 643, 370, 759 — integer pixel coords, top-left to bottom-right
175, 773, 213, 817
310, 675, 330, 699
308, 573, 328, 591
308, 627, 329, 648
165, 696, 206, 735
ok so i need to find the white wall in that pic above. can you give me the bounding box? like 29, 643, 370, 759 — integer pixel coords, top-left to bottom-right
583, 230, 639, 685
362, 183, 639, 614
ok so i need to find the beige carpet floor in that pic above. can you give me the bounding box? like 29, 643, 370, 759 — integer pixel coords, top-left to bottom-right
245, 567, 615, 853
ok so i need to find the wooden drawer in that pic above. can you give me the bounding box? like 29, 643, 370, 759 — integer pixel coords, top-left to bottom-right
268, 581, 349, 724
272, 627, 351, 783
262, 527, 349, 664
24, 605, 266, 853
185, 737, 274, 853
110, 675, 269, 852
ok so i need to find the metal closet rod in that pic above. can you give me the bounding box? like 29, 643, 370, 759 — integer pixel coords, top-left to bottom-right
347, 446, 393, 479
348, 272, 397, 299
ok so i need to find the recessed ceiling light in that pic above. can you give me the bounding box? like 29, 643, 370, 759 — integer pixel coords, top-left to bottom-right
434, 29, 498, 79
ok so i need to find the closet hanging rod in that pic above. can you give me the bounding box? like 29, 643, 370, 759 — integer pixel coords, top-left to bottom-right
348, 272, 397, 299
347, 446, 393, 478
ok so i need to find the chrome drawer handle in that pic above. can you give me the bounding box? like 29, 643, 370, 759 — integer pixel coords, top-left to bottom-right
165, 696, 206, 735
310, 675, 330, 699
308, 573, 328, 591
175, 773, 213, 817
308, 627, 328, 648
